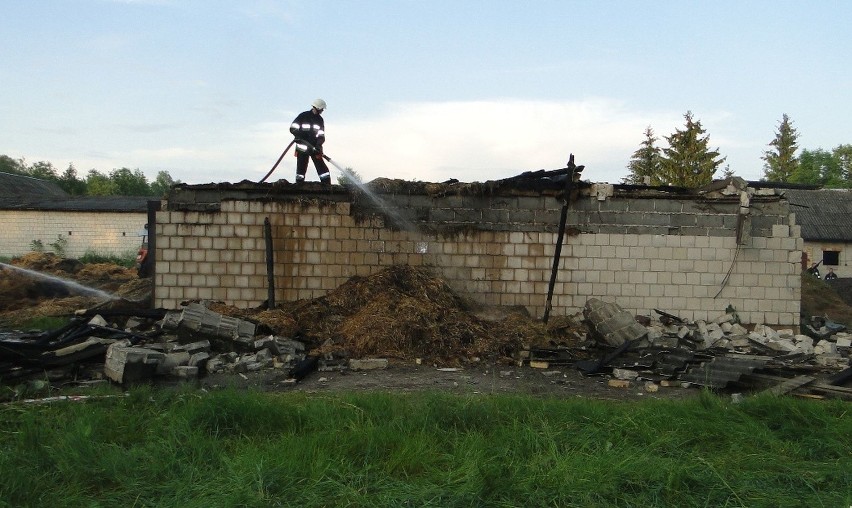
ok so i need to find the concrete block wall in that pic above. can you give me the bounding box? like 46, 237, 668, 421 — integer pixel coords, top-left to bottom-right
802, 240, 848, 277
155, 185, 802, 326
0, 210, 147, 258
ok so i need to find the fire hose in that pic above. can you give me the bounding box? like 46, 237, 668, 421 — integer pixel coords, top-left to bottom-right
258, 139, 339, 183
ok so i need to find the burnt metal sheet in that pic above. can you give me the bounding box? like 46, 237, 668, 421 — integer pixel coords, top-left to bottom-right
680, 356, 768, 389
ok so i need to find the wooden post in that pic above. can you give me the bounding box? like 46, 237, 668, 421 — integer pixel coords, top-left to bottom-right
543, 154, 580, 324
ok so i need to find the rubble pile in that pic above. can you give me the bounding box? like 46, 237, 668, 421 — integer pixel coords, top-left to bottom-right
519, 299, 852, 399
1, 254, 851, 400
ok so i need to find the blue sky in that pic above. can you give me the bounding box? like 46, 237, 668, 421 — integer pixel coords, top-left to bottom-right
2, 0, 850, 185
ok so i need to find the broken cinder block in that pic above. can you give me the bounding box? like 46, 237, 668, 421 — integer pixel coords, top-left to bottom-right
104, 341, 165, 384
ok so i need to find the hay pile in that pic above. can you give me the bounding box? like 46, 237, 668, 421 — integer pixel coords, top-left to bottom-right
0, 253, 143, 325
0, 253, 586, 363
252, 265, 574, 364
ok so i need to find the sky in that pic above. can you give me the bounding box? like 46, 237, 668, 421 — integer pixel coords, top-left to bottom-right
2, 1, 850, 185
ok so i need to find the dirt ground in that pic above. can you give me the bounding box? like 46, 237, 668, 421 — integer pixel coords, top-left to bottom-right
196, 361, 701, 401
3, 252, 852, 400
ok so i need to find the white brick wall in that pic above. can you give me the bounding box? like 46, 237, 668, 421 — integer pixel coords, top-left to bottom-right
0, 210, 146, 258
154, 201, 801, 326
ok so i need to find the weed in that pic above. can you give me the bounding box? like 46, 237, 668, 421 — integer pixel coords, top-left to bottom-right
48, 235, 68, 257
79, 250, 135, 268
15, 315, 71, 330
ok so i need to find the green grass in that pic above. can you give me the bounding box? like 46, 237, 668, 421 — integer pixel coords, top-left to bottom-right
9, 316, 71, 331
0, 387, 850, 507
78, 250, 136, 268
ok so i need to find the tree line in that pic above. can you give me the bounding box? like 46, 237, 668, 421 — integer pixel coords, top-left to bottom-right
624, 112, 852, 188
0, 155, 179, 197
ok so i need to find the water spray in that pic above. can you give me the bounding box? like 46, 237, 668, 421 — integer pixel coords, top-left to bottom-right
0, 262, 117, 301
319, 152, 418, 232
260, 139, 418, 232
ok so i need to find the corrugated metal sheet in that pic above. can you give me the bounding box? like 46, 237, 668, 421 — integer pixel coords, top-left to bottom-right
0, 172, 68, 200
0, 172, 149, 212
0, 195, 149, 212
783, 188, 852, 242
680, 356, 768, 389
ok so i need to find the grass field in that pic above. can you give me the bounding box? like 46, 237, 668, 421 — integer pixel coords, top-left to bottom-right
0, 387, 850, 507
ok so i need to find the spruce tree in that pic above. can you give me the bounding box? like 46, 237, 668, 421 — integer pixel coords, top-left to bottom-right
659, 111, 726, 187
623, 126, 662, 185
762, 113, 799, 182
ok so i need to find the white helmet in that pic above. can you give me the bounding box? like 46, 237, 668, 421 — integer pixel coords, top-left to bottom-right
311, 98, 327, 110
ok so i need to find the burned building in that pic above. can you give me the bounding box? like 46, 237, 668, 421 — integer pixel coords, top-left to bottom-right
153, 172, 801, 326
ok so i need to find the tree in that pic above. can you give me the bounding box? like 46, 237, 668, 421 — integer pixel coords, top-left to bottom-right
27, 161, 59, 181
86, 169, 119, 196
0, 155, 27, 175
336, 167, 363, 187
623, 126, 663, 185
793, 148, 846, 187
57, 163, 87, 195
150, 170, 178, 197
762, 114, 799, 182
659, 111, 726, 187
109, 167, 150, 196
833, 144, 852, 184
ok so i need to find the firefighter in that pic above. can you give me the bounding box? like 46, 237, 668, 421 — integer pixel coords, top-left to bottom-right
290, 99, 331, 185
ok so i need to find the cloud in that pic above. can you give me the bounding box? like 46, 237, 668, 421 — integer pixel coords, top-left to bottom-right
315, 99, 676, 184
33, 99, 748, 186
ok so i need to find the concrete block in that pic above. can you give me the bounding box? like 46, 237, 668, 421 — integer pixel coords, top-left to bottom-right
88, 315, 109, 327
607, 379, 631, 388
815, 340, 838, 355
188, 352, 210, 367
583, 298, 648, 346
612, 368, 639, 380
181, 340, 211, 354
836, 337, 852, 348
815, 355, 848, 368
772, 224, 790, 237
157, 351, 191, 375
730, 323, 749, 336
748, 332, 768, 345
105, 342, 165, 384
729, 336, 750, 348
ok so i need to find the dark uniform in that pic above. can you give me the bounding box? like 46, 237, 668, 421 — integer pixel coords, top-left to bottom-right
290, 109, 331, 184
